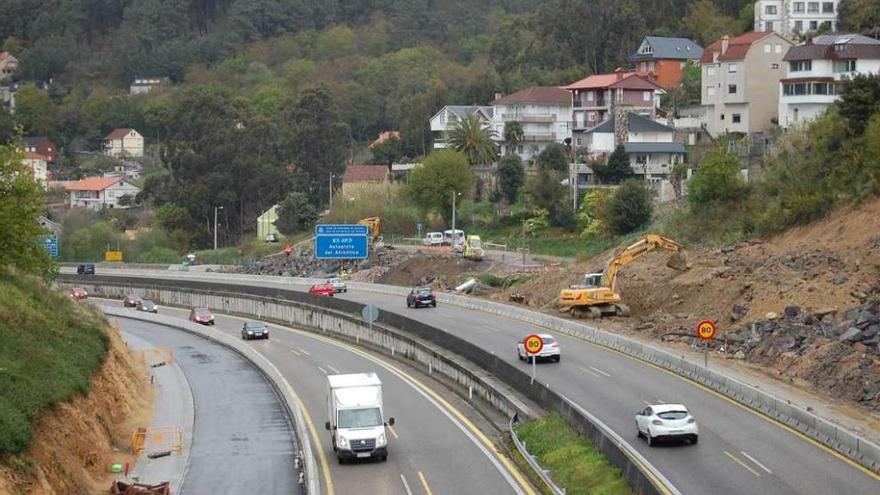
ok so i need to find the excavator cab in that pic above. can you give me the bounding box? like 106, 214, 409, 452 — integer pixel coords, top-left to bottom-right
573, 273, 604, 289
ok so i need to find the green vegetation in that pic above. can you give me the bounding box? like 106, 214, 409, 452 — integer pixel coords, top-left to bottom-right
0, 269, 109, 453
277, 192, 319, 236
515, 412, 630, 495
605, 181, 654, 236
406, 150, 474, 220
447, 114, 499, 166
498, 154, 526, 204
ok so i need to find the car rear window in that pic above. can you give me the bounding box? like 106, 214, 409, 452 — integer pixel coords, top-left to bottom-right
657, 411, 689, 420
418, 289, 433, 295
542, 337, 556, 344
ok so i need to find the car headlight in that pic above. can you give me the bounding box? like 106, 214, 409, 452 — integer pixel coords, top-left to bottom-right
337, 436, 348, 449
377, 433, 386, 447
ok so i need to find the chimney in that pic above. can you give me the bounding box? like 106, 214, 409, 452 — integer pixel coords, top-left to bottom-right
721, 35, 730, 56
494, 92, 503, 101
613, 105, 632, 147
615, 67, 625, 80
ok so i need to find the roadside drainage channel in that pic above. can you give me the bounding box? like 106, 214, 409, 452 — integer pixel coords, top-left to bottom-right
61, 274, 680, 495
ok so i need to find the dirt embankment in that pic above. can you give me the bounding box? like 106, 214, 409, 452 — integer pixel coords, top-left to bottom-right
0, 326, 151, 495
491, 198, 880, 411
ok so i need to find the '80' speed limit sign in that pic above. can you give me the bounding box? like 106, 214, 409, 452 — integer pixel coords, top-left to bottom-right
524, 334, 544, 355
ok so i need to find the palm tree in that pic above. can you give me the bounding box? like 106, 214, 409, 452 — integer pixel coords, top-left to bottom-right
503, 121, 525, 155
448, 114, 499, 166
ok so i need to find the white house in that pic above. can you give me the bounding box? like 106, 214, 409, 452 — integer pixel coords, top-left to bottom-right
429, 106, 493, 149
779, 34, 880, 128
489, 86, 573, 161
130, 77, 170, 95
754, 0, 840, 38
64, 176, 141, 210
103, 128, 144, 158
22, 152, 48, 188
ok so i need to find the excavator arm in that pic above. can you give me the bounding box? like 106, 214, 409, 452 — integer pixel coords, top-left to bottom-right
602, 234, 686, 292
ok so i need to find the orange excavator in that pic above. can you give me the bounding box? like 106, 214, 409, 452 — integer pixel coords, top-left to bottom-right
559, 234, 688, 318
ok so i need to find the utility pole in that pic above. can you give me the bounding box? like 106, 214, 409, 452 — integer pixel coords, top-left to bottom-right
213, 206, 224, 250
451, 190, 460, 249
521, 221, 526, 267
329, 173, 334, 208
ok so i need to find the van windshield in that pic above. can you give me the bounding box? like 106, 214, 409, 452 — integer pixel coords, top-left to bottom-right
338, 407, 382, 429
470, 239, 482, 248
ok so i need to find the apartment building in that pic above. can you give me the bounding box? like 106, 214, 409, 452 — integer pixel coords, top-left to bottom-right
490, 86, 572, 161
754, 0, 839, 38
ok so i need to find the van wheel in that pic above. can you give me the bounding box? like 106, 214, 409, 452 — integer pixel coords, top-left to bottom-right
381, 455, 388, 462
337, 456, 345, 464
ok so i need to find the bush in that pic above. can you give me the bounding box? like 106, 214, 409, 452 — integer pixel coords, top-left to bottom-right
536, 143, 568, 173
605, 180, 653, 235
135, 247, 180, 263
276, 191, 319, 236
498, 154, 525, 203
592, 145, 632, 184
688, 148, 748, 208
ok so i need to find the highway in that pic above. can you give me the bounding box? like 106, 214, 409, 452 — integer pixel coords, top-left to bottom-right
116, 318, 301, 494
108, 301, 533, 495
80, 269, 880, 495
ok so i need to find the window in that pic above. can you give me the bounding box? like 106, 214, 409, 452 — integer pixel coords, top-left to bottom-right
765, 5, 777, 15
766, 21, 774, 32
814, 83, 829, 95
517, 145, 524, 153
707, 86, 716, 97
834, 42, 848, 53
707, 66, 717, 76
732, 114, 742, 123
720, 114, 725, 121
794, 20, 803, 32
728, 63, 737, 73
728, 84, 738, 94
793, 2, 805, 13
643, 91, 652, 102
808, 2, 819, 13
790, 60, 812, 71
775, 44, 782, 53
810, 20, 818, 30
635, 155, 647, 165
833, 59, 856, 72
576, 138, 582, 146
586, 91, 594, 101
640, 44, 653, 55
764, 44, 772, 54
822, 2, 834, 13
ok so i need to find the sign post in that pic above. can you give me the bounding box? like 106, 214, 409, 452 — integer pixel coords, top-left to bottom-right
524, 334, 544, 384
696, 320, 717, 368
315, 225, 369, 260
361, 304, 379, 335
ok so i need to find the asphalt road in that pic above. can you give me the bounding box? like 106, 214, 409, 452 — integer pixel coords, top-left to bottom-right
111, 303, 531, 495
116, 318, 301, 495
82, 269, 880, 495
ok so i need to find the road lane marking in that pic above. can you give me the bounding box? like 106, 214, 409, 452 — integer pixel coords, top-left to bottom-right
327, 365, 340, 374
588, 365, 611, 377
483, 326, 501, 333
418, 471, 435, 495
297, 347, 311, 356
579, 366, 602, 378
317, 366, 328, 374
289, 348, 301, 356
400, 474, 414, 495
724, 450, 762, 477
741, 451, 773, 474
387, 424, 399, 439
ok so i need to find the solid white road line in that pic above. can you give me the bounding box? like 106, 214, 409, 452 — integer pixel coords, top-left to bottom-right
289, 348, 301, 356
579, 366, 602, 378
400, 474, 414, 495
588, 365, 611, 377
317, 366, 328, 374
741, 451, 773, 474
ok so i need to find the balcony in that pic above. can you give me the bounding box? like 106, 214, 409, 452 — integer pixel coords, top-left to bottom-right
522, 133, 557, 142
502, 113, 557, 123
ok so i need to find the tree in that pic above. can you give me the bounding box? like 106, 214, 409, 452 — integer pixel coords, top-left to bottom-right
592, 145, 632, 184
688, 148, 748, 207
536, 143, 568, 173
839, 0, 880, 33
13, 85, 58, 138
406, 150, 473, 220
524, 168, 567, 216
116, 193, 135, 208
681, 0, 743, 45
447, 114, 498, 166
370, 135, 404, 168
836, 73, 880, 134
276, 192, 318, 235
737, 3, 755, 32
0, 141, 55, 278
498, 153, 525, 203
605, 180, 653, 235
503, 121, 524, 154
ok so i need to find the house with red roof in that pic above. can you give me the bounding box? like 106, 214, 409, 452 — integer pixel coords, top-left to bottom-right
700, 32, 792, 137
64, 176, 141, 210
0, 52, 18, 81
489, 86, 573, 161
23, 136, 57, 163
103, 128, 144, 158
562, 69, 664, 149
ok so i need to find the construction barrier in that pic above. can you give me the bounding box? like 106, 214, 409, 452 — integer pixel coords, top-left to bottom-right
131, 426, 182, 455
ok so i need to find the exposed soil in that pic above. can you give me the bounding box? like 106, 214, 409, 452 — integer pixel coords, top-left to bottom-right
0, 324, 152, 495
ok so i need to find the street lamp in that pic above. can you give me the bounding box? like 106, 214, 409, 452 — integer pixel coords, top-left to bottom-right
451, 190, 462, 248
213, 206, 224, 250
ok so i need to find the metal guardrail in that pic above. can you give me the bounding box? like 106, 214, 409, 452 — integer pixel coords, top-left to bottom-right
509, 415, 565, 495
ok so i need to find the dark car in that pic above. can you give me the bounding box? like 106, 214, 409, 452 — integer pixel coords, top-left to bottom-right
77, 263, 95, 275
406, 287, 436, 308
189, 307, 215, 325
137, 299, 159, 313
123, 294, 142, 307
241, 321, 269, 340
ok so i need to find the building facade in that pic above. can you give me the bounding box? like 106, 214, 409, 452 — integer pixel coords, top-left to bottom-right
22, 152, 48, 188
23, 136, 57, 163
429, 106, 493, 149
129, 77, 170, 95
754, 0, 840, 38
700, 32, 792, 137
0, 52, 18, 81
628, 36, 704, 88
104, 128, 144, 158
64, 177, 141, 209
779, 34, 880, 128
490, 86, 572, 161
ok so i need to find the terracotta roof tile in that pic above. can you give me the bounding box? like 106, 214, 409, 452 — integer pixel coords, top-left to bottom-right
492, 86, 571, 105
563, 71, 661, 91
64, 176, 123, 191
105, 128, 135, 140
700, 32, 777, 64
343, 165, 388, 184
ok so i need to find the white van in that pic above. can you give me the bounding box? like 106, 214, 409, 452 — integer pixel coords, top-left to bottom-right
422, 232, 444, 246
443, 229, 465, 247
325, 373, 394, 463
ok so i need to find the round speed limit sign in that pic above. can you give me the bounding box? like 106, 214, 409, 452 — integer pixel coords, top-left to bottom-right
524, 334, 544, 355
697, 320, 717, 340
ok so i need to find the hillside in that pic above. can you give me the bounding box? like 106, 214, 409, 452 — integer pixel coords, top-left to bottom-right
0, 271, 149, 494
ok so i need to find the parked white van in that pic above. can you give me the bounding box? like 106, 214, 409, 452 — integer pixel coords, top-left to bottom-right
422, 232, 444, 246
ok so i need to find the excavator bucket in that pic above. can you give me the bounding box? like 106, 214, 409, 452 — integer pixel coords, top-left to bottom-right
666, 252, 689, 271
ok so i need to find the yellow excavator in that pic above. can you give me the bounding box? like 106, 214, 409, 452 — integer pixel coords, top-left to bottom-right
560, 234, 688, 319
357, 217, 382, 243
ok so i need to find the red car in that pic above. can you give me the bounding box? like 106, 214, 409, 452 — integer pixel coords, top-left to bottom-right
189, 307, 215, 325
308, 283, 335, 297
69, 287, 89, 300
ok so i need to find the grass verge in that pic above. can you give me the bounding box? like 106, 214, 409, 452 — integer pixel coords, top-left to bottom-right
515, 412, 631, 495
0, 269, 109, 454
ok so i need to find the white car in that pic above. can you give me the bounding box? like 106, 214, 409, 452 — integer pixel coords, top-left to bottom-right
328, 277, 347, 293
516, 334, 561, 363
635, 404, 699, 446
422, 232, 444, 246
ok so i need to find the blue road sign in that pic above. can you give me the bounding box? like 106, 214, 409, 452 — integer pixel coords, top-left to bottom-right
41, 235, 59, 258
314, 224, 368, 260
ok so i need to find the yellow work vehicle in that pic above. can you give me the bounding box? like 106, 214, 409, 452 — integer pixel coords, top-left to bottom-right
463, 235, 484, 261
560, 234, 688, 318
357, 217, 381, 243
